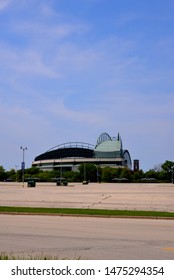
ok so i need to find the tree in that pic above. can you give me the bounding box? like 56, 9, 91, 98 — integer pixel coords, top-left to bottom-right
5, 169, 16, 181
78, 163, 97, 182
64, 171, 81, 182
26, 167, 40, 176
112, 167, 123, 179
161, 160, 174, 172
38, 171, 52, 182
120, 168, 132, 180
161, 160, 174, 182
153, 163, 162, 172
158, 170, 168, 181
145, 169, 159, 179
131, 170, 144, 182
101, 167, 114, 182
0, 165, 6, 181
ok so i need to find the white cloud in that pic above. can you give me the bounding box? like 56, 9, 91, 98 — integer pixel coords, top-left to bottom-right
45, 98, 108, 127
0, 43, 61, 80
0, 100, 55, 168
0, 0, 173, 171
40, 3, 58, 17
0, 0, 11, 11
116, 12, 141, 26
15, 21, 88, 39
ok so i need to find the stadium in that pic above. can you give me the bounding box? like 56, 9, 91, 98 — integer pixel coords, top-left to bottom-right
32, 132, 132, 172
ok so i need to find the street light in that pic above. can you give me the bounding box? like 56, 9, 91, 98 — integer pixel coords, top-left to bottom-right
15, 165, 18, 182
60, 158, 63, 178
20, 146, 27, 187
171, 166, 174, 184
84, 163, 86, 182
96, 164, 100, 183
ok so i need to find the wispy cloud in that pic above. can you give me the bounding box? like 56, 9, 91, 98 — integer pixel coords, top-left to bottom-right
0, 0, 11, 11
46, 98, 108, 126
14, 21, 89, 40
116, 12, 141, 26
0, 0, 174, 170
0, 43, 61, 82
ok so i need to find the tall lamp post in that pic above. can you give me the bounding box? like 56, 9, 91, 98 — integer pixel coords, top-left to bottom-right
84, 163, 86, 182
20, 146, 27, 187
15, 165, 18, 182
171, 166, 174, 184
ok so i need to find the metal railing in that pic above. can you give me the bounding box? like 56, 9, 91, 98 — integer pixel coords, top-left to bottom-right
47, 142, 95, 152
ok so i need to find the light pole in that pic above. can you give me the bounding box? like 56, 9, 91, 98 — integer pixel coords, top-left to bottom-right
171, 166, 174, 184
96, 164, 100, 183
15, 165, 18, 182
60, 158, 63, 178
20, 146, 27, 187
84, 163, 86, 182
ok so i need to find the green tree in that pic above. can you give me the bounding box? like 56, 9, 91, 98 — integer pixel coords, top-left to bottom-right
78, 163, 97, 182
101, 166, 113, 182
5, 169, 16, 181
112, 167, 123, 179
0, 166, 6, 181
26, 167, 40, 176
158, 170, 168, 181
161, 160, 174, 182
144, 169, 158, 180
38, 171, 52, 182
120, 168, 132, 180
131, 170, 144, 182
64, 171, 81, 182
161, 160, 174, 171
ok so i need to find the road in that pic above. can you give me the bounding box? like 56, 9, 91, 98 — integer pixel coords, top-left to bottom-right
0, 214, 174, 260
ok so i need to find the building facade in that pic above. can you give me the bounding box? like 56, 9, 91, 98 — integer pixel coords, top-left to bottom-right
32, 132, 132, 171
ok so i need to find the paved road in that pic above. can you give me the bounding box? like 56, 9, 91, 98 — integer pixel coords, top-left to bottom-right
0, 214, 174, 260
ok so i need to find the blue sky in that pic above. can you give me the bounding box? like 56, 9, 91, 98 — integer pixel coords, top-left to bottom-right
0, 0, 174, 171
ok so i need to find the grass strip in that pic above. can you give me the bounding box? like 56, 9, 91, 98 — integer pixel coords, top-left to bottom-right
0, 252, 76, 260
0, 206, 174, 218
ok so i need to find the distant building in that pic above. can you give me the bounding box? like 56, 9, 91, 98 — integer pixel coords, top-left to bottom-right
32, 132, 132, 171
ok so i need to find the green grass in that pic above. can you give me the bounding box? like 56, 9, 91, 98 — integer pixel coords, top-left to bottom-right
0, 252, 77, 260
0, 206, 174, 218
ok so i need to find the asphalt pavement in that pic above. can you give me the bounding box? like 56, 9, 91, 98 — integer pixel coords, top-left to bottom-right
0, 182, 174, 259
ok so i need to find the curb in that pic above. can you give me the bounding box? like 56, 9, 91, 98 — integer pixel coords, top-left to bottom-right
1, 212, 174, 220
